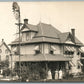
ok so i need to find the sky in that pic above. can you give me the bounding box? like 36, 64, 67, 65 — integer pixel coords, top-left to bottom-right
0, 1, 84, 46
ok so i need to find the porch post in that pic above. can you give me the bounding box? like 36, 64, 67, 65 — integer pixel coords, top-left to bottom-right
65, 61, 69, 79
45, 62, 48, 79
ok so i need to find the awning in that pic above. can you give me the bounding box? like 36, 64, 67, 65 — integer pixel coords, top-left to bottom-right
51, 46, 56, 51
12, 47, 17, 52
78, 61, 83, 66
34, 46, 39, 50
65, 46, 71, 51
69, 61, 75, 67
65, 46, 75, 52
78, 48, 84, 53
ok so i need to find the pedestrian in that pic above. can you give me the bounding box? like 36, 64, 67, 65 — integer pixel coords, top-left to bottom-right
47, 69, 52, 80
55, 70, 59, 80
59, 69, 63, 80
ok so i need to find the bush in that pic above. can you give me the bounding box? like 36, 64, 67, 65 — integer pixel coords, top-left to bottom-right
2, 68, 11, 76
14, 62, 47, 80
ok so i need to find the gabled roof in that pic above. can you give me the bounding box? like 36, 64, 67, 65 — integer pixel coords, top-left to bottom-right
21, 24, 38, 32
0, 40, 11, 52
10, 22, 83, 46
59, 32, 83, 45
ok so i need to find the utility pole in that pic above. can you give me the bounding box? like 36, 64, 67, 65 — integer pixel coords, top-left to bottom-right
12, 2, 22, 81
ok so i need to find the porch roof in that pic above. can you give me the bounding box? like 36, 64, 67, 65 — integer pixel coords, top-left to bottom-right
15, 54, 71, 62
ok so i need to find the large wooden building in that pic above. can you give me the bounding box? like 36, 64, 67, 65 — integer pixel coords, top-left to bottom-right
9, 19, 84, 79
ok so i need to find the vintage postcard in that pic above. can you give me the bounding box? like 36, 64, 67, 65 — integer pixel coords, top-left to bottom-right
0, 0, 84, 82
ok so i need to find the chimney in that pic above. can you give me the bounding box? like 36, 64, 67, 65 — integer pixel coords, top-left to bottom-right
24, 19, 28, 24
71, 29, 75, 43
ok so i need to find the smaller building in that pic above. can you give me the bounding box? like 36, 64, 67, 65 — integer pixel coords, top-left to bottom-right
0, 39, 11, 74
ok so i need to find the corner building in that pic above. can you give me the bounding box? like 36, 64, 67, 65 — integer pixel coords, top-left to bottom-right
9, 19, 84, 79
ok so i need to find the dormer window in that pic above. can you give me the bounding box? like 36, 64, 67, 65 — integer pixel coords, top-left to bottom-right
26, 33, 30, 41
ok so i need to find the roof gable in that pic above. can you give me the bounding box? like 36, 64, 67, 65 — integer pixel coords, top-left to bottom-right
0, 41, 11, 52
21, 24, 38, 32
59, 32, 83, 45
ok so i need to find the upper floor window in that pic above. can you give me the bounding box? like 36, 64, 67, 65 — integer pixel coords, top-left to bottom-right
5, 49, 8, 54
49, 45, 56, 54
34, 45, 40, 54
64, 46, 74, 56
64, 51, 74, 55
26, 33, 29, 41
50, 50, 54, 54
0, 49, 2, 53
6, 55, 9, 60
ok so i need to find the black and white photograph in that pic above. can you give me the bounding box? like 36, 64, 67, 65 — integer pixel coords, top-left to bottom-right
0, 1, 84, 82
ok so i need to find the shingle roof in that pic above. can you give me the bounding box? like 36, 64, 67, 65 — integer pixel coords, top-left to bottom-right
13, 54, 70, 62
36, 23, 61, 38
10, 22, 83, 46
59, 32, 83, 45
21, 24, 38, 32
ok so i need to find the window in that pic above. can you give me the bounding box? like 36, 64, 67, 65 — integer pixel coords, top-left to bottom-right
5, 49, 8, 54
0, 49, 2, 53
50, 50, 54, 54
77, 52, 80, 55
64, 51, 74, 55
26, 33, 29, 41
6, 55, 9, 60
77, 65, 81, 69
69, 65, 71, 70
34, 45, 41, 54
35, 50, 40, 54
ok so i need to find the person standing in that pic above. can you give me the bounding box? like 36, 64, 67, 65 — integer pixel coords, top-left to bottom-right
59, 69, 63, 80
55, 70, 59, 80
47, 69, 52, 80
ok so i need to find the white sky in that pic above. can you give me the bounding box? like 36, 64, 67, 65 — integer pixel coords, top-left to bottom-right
0, 1, 84, 46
